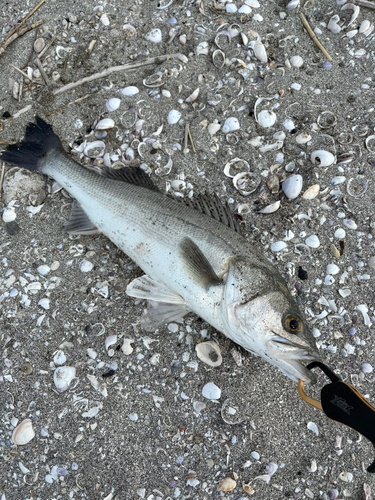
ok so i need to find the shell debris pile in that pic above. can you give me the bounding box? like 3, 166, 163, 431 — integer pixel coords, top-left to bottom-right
1, 0, 375, 497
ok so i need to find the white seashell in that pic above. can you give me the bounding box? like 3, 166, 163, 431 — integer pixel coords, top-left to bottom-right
334, 228, 346, 239
186, 88, 199, 103
202, 382, 221, 400
259, 201, 281, 214
222, 117, 240, 133
237, 203, 250, 214
38, 298, 50, 310
359, 20, 371, 34
208, 123, 221, 136
121, 86, 139, 97
338, 472, 353, 483
121, 338, 134, 355
282, 174, 303, 199
53, 366, 76, 393
11, 419, 35, 445
273, 131, 286, 140
341, 2, 360, 28
257, 110, 277, 128
167, 109, 181, 125
224, 158, 250, 178
346, 29, 358, 38
83, 141, 105, 158
302, 184, 320, 199
3, 207, 16, 222
307, 421, 319, 436
100, 13, 110, 26
326, 264, 339, 275
233, 171, 260, 196
179, 34, 187, 45
96, 118, 115, 130
196, 41, 209, 55
283, 118, 295, 131
361, 363, 373, 374
34, 37, 45, 53
226, 3, 237, 13
105, 335, 117, 350
240, 32, 249, 46
286, 0, 300, 9
343, 219, 357, 230
311, 150, 335, 167
145, 28, 162, 43
331, 176, 346, 185
328, 15, 341, 34
339, 288, 351, 298
53, 350, 67, 365
259, 140, 283, 152
253, 41, 267, 62
266, 462, 278, 476
295, 132, 311, 144
80, 260, 94, 272
245, 0, 260, 6
195, 341, 222, 367
290, 55, 303, 67
37, 264, 50, 276
305, 235, 320, 248
238, 4, 252, 13
271, 241, 287, 252
106, 98, 121, 112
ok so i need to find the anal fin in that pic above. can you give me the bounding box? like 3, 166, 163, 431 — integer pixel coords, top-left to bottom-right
65, 200, 99, 235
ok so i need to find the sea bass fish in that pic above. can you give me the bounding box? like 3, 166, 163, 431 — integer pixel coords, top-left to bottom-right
1, 117, 321, 383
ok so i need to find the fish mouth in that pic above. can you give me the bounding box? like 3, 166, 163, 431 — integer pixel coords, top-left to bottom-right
267, 336, 322, 383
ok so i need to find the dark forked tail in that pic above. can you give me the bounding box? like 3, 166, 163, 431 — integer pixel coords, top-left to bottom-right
0, 116, 63, 171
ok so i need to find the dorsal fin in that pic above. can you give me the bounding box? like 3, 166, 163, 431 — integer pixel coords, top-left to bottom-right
102, 166, 159, 191
177, 192, 241, 234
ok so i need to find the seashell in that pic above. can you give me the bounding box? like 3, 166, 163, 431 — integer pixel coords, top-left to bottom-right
237, 203, 250, 214
100, 13, 110, 26
38, 298, 50, 310
302, 184, 320, 199
331, 176, 346, 185
341, 2, 360, 28
271, 241, 287, 252
218, 478, 236, 492
338, 472, 353, 483
222, 117, 240, 134
305, 235, 320, 248
145, 28, 162, 43
155, 157, 173, 176
266, 174, 280, 194
322, 61, 332, 70
11, 419, 35, 445
3, 207, 16, 222
347, 176, 368, 197
37, 264, 50, 276
328, 15, 341, 34
257, 110, 277, 128
226, 2, 237, 13
121, 86, 139, 96
265, 463, 278, 476
193, 401, 206, 413
202, 382, 221, 400
359, 20, 373, 35
212, 49, 225, 68
83, 141, 105, 158
290, 55, 303, 68
286, 0, 300, 9
208, 123, 221, 136
196, 41, 209, 55
105, 335, 117, 350
186, 88, 199, 103
106, 98, 121, 112
123, 23, 137, 36
224, 158, 250, 178
243, 484, 255, 495
307, 421, 319, 435
157, 0, 173, 8
259, 140, 283, 152
259, 201, 281, 214
167, 109, 181, 125
96, 118, 115, 130
179, 34, 187, 45
238, 4, 251, 13
53, 366, 77, 392
171, 179, 186, 191
283, 118, 295, 131
34, 37, 45, 53
326, 264, 339, 275
311, 150, 335, 167
253, 41, 267, 63
195, 341, 222, 367
362, 363, 373, 374
233, 171, 260, 196
53, 350, 67, 365
334, 228, 346, 239
245, 0, 260, 6
282, 174, 303, 199
339, 288, 351, 298
121, 338, 134, 355
80, 259, 94, 272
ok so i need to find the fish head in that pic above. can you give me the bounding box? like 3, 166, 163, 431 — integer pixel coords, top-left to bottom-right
222, 258, 321, 383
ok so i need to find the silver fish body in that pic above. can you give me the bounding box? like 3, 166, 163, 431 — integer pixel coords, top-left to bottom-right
1, 118, 321, 382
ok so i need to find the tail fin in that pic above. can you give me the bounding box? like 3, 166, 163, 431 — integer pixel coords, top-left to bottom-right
0, 116, 63, 171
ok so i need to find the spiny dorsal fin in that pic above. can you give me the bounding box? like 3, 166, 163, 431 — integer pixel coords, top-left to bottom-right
65, 200, 99, 235
179, 237, 221, 289
177, 192, 241, 234
102, 166, 159, 191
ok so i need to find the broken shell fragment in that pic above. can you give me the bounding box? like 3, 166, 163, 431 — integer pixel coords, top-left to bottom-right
302, 184, 320, 199
196, 41, 209, 55
328, 15, 341, 34
83, 141, 105, 158
34, 37, 45, 53
145, 28, 162, 43
195, 341, 222, 367
258, 201, 281, 214
167, 109, 181, 125
224, 158, 250, 178
96, 118, 115, 130
11, 419, 35, 445
218, 478, 236, 492
311, 150, 335, 167
341, 2, 360, 28
53, 366, 77, 393
286, 0, 300, 9
256, 110, 277, 128
266, 174, 280, 194
282, 174, 303, 199
202, 382, 221, 400
233, 171, 260, 196
295, 132, 311, 144
222, 117, 240, 134
186, 88, 199, 103
212, 49, 225, 68
208, 123, 221, 136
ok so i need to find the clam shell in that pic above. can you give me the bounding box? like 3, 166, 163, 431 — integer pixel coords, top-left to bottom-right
253, 40, 267, 62
245, 0, 260, 6
257, 109, 277, 128
238, 4, 251, 13
290, 55, 303, 68
11, 419, 35, 445
83, 141, 105, 158
328, 15, 341, 34
218, 478, 236, 492
226, 3, 237, 13
259, 201, 281, 213
311, 150, 335, 167
106, 98, 121, 112
286, 0, 300, 9
34, 37, 45, 53
233, 171, 260, 196
334, 228, 346, 238
302, 184, 320, 199
202, 382, 221, 400
295, 131, 311, 144
53, 366, 77, 393
3, 207, 16, 222
305, 235, 320, 248
195, 341, 222, 367
121, 86, 139, 96
167, 109, 181, 125
271, 241, 287, 252
96, 118, 115, 130
282, 174, 303, 199
53, 350, 67, 365
224, 158, 250, 178
80, 259, 94, 272
222, 117, 240, 134
121, 338, 134, 355
208, 123, 221, 136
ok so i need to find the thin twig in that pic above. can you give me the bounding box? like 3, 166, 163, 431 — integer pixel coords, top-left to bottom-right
35, 57, 50, 85
299, 13, 332, 62
0, 20, 43, 57
46, 94, 91, 116
52, 53, 188, 95
10, 104, 33, 120
352, 0, 375, 8
11, 64, 30, 80
19, 76, 23, 101
0, 163, 6, 203
187, 124, 196, 153
0, 141, 17, 145
5, 0, 45, 40
184, 124, 189, 155
38, 36, 56, 61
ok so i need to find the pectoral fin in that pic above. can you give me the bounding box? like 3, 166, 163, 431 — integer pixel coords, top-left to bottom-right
179, 237, 221, 289
65, 200, 99, 235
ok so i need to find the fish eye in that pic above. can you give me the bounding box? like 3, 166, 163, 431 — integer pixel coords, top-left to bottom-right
283, 314, 304, 334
